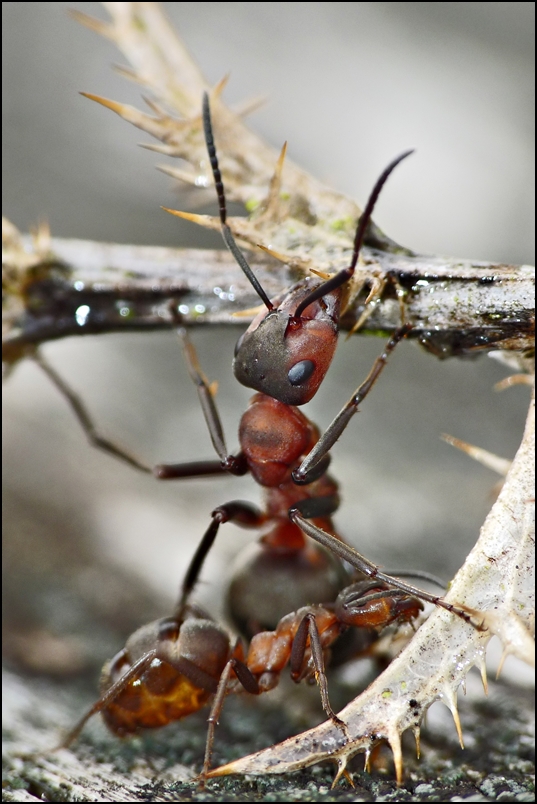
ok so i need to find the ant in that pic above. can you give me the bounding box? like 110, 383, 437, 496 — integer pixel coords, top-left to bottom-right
58, 497, 424, 781
43, 91, 484, 778
35, 93, 480, 636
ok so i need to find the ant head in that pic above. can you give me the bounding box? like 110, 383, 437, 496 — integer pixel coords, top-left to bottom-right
233, 278, 340, 406
202, 92, 413, 406
335, 580, 424, 630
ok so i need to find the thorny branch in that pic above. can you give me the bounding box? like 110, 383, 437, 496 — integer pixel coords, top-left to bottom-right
210, 386, 535, 783
2, 3, 534, 365
2, 227, 534, 365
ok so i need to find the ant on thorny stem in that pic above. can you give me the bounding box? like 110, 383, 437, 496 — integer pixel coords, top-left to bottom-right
47, 92, 483, 780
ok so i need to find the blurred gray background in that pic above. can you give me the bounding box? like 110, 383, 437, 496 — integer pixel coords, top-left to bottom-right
3, 1, 534, 695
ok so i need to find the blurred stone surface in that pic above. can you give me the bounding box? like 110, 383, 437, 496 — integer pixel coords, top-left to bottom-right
2, 665, 534, 802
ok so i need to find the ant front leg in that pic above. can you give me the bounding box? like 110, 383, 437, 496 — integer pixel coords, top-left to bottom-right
33, 311, 247, 481
155, 318, 247, 479
33, 346, 236, 480
290, 509, 486, 630
293, 324, 412, 484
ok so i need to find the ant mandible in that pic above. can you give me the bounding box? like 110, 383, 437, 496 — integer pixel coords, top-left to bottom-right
59, 499, 424, 781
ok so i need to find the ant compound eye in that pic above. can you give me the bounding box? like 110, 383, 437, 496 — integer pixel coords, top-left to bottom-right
288, 360, 315, 386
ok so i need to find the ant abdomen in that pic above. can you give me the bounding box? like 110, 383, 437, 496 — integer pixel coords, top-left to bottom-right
226, 538, 349, 638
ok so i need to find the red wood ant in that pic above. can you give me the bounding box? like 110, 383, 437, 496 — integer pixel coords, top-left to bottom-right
151, 93, 480, 635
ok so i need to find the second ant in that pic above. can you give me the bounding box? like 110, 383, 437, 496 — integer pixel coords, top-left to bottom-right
59, 492, 424, 781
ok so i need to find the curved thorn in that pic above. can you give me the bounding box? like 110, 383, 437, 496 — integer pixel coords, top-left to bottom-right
387, 727, 404, 786
443, 687, 464, 749
162, 207, 214, 226
441, 433, 511, 476
331, 757, 353, 789
413, 725, 421, 759
478, 656, 489, 695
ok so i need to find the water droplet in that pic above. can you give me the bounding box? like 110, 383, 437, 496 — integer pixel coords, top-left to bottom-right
75, 305, 90, 326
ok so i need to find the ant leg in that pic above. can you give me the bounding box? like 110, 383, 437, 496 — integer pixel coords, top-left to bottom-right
290, 613, 346, 729
381, 568, 447, 591
290, 510, 486, 631
57, 649, 156, 749
200, 648, 259, 784
175, 501, 265, 616
342, 587, 407, 610
154, 458, 239, 480
336, 582, 423, 630
346, 269, 409, 339
33, 351, 152, 473
158, 314, 246, 476
179, 324, 229, 462
293, 324, 412, 483
34, 349, 240, 481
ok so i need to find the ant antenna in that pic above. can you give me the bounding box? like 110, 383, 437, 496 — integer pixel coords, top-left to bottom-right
202, 93, 274, 312
294, 148, 414, 320
348, 150, 414, 275
382, 569, 447, 592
